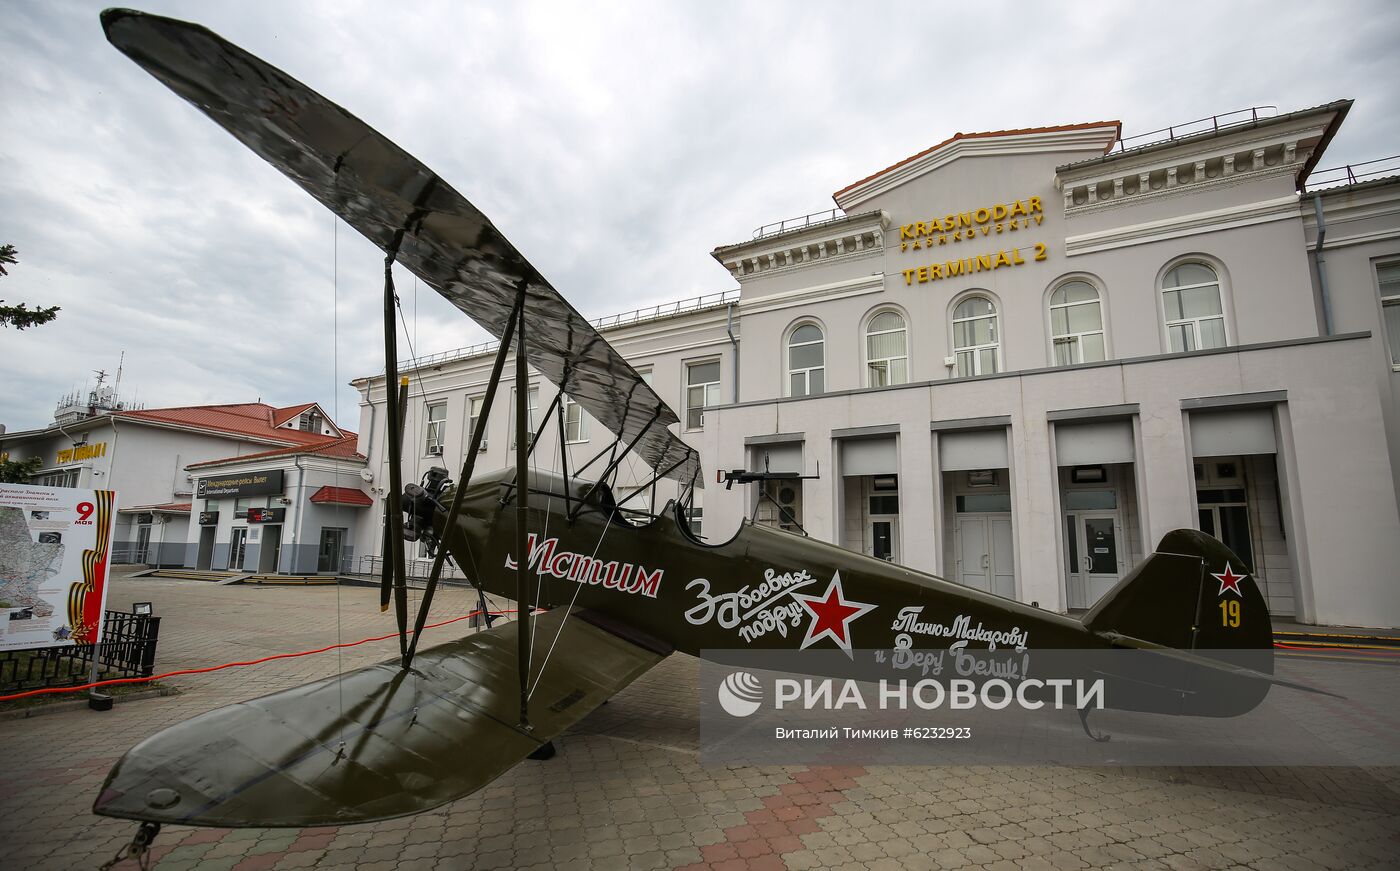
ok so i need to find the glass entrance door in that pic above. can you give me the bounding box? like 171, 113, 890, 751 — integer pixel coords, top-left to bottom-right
318, 528, 346, 573
869, 519, 898, 561
229, 527, 248, 570
1198, 495, 1254, 572
135, 525, 152, 564
1065, 513, 1120, 608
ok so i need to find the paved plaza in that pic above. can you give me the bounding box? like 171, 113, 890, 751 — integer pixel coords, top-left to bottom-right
1, 571, 1396, 870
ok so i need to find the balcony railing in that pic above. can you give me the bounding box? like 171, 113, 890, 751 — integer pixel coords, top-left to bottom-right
398, 288, 740, 370
752, 208, 845, 240
1113, 106, 1279, 153
590, 289, 739, 329
1304, 154, 1400, 192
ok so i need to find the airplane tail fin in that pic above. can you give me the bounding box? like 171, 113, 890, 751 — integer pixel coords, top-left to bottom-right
1078, 529, 1279, 716
1082, 528, 1273, 655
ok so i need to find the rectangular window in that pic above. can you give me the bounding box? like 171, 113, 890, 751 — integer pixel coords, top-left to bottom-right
687, 506, 703, 538
510, 387, 539, 447
563, 396, 588, 443
685, 360, 721, 430
36, 469, 79, 487
638, 368, 654, 387
466, 396, 486, 451
233, 497, 266, 518
424, 402, 447, 455
1380, 261, 1400, 368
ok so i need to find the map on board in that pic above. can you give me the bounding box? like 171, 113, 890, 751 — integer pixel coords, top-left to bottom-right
0, 506, 66, 619
0, 485, 117, 651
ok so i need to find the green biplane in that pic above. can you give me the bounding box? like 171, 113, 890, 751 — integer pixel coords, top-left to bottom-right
93, 7, 1314, 841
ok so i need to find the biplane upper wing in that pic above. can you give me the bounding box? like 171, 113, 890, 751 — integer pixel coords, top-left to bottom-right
93, 608, 669, 827
101, 8, 702, 486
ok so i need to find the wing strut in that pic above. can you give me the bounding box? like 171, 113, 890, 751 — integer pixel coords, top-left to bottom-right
381, 247, 411, 657
401, 289, 523, 670
512, 281, 532, 729
379, 375, 408, 613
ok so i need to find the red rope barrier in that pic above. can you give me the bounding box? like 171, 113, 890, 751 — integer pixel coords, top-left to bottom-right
1274, 641, 1400, 656
0, 608, 516, 703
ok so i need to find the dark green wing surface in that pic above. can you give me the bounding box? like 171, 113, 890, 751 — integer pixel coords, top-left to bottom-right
93, 609, 666, 827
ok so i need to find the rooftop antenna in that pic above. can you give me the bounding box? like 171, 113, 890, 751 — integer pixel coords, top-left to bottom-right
113, 350, 125, 396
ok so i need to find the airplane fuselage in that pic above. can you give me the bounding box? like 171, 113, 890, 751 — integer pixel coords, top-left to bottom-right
440, 468, 1102, 657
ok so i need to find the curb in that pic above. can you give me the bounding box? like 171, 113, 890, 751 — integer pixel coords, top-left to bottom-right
0, 685, 181, 720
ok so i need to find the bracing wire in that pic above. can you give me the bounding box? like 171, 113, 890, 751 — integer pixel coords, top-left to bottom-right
332, 213, 345, 734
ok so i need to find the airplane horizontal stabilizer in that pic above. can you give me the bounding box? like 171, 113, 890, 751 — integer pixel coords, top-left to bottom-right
93, 608, 666, 827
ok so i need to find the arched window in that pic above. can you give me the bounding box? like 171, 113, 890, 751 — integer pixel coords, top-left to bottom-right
1049, 280, 1105, 365
952, 296, 999, 377
787, 323, 824, 397
865, 311, 908, 387
1162, 262, 1226, 352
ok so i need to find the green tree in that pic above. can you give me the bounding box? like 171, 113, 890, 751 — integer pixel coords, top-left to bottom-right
0, 455, 43, 483
0, 245, 60, 330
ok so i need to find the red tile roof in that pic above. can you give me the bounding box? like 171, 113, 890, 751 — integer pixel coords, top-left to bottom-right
116, 402, 353, 446
187, 436, 366, 470
310, 485, 374, 507
832, 121, 1122, 199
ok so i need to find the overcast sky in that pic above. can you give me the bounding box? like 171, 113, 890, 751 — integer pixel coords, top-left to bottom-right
2, 0, 1397, 433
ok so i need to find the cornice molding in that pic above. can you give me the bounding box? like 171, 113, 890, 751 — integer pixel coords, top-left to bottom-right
714, 214, 890, 282
1064, 194, 1300, 256
1057, 116, 1333, 184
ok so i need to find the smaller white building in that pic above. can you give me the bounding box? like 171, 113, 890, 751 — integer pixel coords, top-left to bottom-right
0, 399, 350, 566
184, 438, 370, 574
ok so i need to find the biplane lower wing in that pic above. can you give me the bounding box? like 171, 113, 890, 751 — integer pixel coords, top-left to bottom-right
93, 608, 668, 828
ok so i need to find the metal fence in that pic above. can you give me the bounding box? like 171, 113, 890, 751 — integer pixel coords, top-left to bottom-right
0, 609, 161, 693
1304, 154, 1400, 192
354, 555, 469, 583
752, 208, 846, 240
1112, 106, 1279, 153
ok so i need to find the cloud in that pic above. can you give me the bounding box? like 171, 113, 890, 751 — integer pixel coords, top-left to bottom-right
2, 0, 1396, 432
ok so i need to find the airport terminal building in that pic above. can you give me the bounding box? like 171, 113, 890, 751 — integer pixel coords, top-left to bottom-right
354, 100, 1400, 629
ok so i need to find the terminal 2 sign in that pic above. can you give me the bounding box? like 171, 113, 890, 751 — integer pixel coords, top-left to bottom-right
897, 195, 1049, 286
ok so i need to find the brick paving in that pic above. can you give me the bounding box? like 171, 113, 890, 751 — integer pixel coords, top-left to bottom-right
1, 570, 1397, 870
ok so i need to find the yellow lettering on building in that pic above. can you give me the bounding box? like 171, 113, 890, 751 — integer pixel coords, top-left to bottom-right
901, 244, 1050, 285
57, 442, 107, 464
899, 196, 1046, 253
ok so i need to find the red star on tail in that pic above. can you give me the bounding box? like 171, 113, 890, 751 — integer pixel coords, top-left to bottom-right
792, 573, 877, 654
1212, 564, 1247, 597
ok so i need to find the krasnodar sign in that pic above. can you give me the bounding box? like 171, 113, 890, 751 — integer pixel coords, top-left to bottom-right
0, 483, 118, 652
898, 196, 1045, 250
896, 194, 1050, 286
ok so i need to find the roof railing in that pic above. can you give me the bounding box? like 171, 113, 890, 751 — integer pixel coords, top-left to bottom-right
1113, 106, 1279, 153
752, 207, 845, 240
1303, 154, 1400, 192
398, 288, 741, 369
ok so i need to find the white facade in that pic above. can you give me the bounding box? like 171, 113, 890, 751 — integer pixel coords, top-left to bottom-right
0, 402, 348, 566
355, 101, 1400, 629
183, 447, 369, 575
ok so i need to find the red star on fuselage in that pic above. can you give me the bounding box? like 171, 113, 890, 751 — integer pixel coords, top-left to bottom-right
1212, 564, 1247, 597
792, 573, 877, 653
